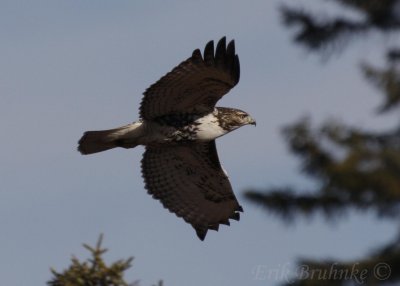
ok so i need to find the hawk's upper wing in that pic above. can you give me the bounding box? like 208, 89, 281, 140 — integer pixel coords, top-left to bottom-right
141, 141, 243, 240
139, 37, 240, 120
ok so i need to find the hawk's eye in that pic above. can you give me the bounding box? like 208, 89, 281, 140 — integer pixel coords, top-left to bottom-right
239, 114, 247, 119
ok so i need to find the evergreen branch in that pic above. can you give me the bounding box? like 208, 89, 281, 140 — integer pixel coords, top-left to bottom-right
281, 232, 400, 286
244, 189, 348, 221
48, 235, 135, 286
362, 61, 400, 113
280, 5, 367, 52
280, 1, 400, 54
246, 118, 400, 221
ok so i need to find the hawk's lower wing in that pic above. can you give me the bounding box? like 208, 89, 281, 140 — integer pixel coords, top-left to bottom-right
141, 141, 243, 240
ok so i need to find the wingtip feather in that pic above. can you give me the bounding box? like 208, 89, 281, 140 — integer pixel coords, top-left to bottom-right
230, 212, 240, 221
204, 40, 215, 65
220, 219, 230, 226
216, 37, 226, 59
196, 228, 208, 241
209, 224, 220, 232
192, 49, 203, 62
226, 40, 235, 57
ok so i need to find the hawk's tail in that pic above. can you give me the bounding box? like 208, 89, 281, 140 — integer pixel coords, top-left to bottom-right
78, 123, 142, 155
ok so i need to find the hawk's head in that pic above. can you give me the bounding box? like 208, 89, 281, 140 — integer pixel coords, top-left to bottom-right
216, 107, 256, 131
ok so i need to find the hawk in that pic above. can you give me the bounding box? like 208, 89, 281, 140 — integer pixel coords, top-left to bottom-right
78, 37, 255, 240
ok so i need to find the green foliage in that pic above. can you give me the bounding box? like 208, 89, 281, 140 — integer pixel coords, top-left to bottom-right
362, 58, 400, 113
287, 233, 400, 286
245, 0, 400, 285
247, 118, 400, 220
48, 235, 137, 286
281, 0, 400, 52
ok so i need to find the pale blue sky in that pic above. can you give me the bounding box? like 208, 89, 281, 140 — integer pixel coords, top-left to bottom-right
1, 1, 397, 285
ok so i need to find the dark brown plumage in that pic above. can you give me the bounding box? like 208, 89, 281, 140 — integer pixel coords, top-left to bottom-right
78, 37, 255, 240
139, 37, 240, 120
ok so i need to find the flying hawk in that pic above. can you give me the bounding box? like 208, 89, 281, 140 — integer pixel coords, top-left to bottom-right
78, 37, 255, 240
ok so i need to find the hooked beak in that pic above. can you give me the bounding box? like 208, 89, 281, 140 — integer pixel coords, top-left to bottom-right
248, 117, 256, 126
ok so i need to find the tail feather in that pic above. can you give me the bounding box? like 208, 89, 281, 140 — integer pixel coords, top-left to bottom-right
78, 130, 118, 154
78, 123, 141, 155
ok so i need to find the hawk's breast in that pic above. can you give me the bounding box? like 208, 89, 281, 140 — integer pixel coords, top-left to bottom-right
194, 113, 226, 141
143, 112, 227, 144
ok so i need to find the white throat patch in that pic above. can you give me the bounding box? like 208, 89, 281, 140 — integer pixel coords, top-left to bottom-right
195, 113, 226, 141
